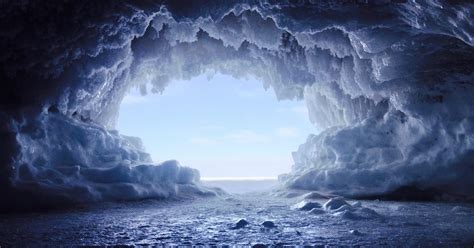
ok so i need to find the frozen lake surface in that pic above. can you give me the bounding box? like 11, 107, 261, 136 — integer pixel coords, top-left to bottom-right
202, 178, 279, 194
0, 181, 473, 247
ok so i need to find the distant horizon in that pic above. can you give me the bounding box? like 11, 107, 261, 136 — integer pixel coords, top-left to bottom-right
201, 176, 278, 181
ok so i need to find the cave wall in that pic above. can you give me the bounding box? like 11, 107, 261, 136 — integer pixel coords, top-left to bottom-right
1, 0, 473, 209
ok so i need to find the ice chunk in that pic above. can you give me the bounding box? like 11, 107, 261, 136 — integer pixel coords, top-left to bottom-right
291, 200, 322, 211
323, 197, 351, 211
451, 206, 471, 214
332, 204, 353, 213
231, 219, 249, 229
349, 229, 362, 235
308, 208, 326, 215
351, 201, 362, 208
0, 113, 209, 211
261, 221, 276, 228
272, 190, 303, 199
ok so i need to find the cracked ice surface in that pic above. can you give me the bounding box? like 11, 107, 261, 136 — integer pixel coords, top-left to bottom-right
0, 193, 473, 246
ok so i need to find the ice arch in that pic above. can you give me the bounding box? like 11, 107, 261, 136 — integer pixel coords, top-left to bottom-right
1, 0, 474, 210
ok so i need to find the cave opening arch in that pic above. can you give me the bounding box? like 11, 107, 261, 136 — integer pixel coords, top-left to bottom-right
117, 73, 316, 180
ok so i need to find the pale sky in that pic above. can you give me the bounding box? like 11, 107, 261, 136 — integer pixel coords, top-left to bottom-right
117, 73, 317, 178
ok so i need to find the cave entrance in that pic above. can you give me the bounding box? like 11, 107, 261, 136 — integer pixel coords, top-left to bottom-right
117, 73, 315, 192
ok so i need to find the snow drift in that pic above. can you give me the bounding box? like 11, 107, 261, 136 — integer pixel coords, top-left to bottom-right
0, 0, 474, 209
7, 111, 206, 210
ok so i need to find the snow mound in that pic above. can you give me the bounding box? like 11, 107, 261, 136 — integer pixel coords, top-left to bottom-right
291, 200, 322, 211
2, 112, 209, 211
451, 206, 472, 214
323, 197, 351, 211
261, 221, 276, 228
322, 199, 381, 220
333, 207, 381, 220
292, 197, 381, 219
231, 219, 249, 230
349, 229, 363, 236
308, 208, 326, 215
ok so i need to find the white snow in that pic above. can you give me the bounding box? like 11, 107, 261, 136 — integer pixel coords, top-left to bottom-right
308, 208, 326, 215
323, 197, 351, 211
349, 229, 362, 235
291, 200, 322, 211
333, 207, 380, 220
231, 219, 249, 229
11, 112, 210, 205
291, 197, 381, 220
107, 2, 474, 199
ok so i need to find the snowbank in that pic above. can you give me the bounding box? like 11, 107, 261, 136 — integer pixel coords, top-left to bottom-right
292, 197, 381, 220
2, 111, 209, 211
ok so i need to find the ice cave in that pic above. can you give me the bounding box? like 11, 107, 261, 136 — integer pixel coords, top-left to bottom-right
0, 0, 474, 246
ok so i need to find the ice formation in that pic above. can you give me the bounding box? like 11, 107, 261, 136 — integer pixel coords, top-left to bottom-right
292, 197, 381, 219
291, 200, 322, 211
1, 0, 474, 210
323, 197, 351, 211
231, 219, 249, 230
261, 220, 276, 228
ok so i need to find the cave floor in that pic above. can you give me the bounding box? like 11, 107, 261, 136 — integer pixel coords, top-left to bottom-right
0, 193, 473, 247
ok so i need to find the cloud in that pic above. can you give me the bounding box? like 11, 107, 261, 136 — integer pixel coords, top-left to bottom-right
223, 130, 270, 144
275, 127, 300, 138
197, 125, 226, 131
189, 129, 270, 146
189, 137, 220, 146
235, 88, 268, 98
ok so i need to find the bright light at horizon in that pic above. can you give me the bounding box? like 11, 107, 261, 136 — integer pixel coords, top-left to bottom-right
117, 73, 316, 178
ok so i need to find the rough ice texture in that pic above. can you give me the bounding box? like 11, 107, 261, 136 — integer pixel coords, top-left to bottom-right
0, 0, 474, 209
291, 200, 322, 211
5, 110, 207, 211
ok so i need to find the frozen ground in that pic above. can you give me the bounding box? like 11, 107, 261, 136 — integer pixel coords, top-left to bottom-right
0, 181, 473, 247
202, 179, 279, 194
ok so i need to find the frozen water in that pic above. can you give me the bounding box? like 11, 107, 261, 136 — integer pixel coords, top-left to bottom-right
231, 219, 249, 230
0, 192, 472, 246
323, 197, 351, 211
308, 208, 326, 215
333, 206, 381, 220
261, 221, 276, 228
349, 229, 362, 236
452, 206, 472, 214
291, 200, 322, 211
302, 191, 332, 200
352, 201, 362, 208
291, 195, 381, 220
1, 112, 216, 211
202, 179, 279, 194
